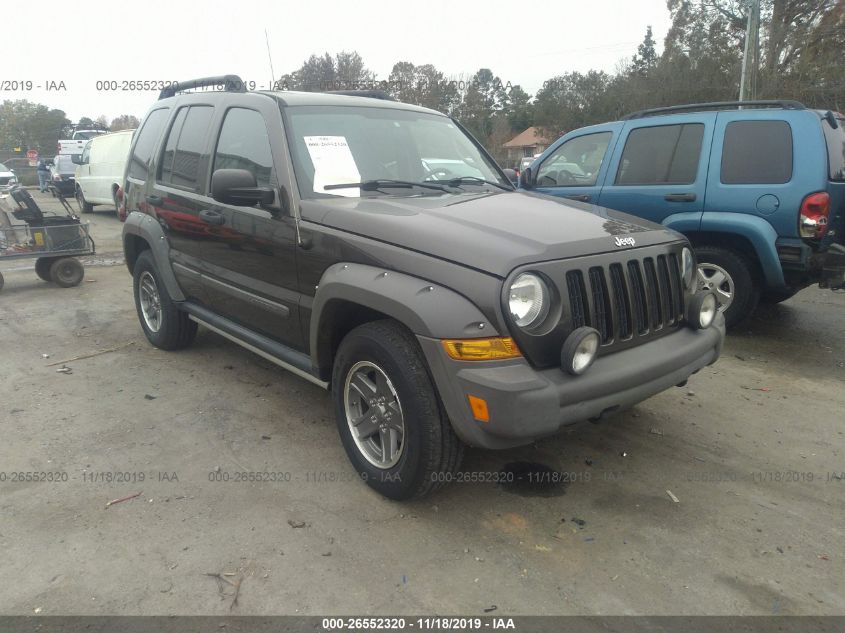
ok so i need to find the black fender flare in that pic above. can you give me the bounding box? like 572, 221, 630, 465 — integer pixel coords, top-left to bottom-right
122, 211, 185, 301
311, 263, 498, 375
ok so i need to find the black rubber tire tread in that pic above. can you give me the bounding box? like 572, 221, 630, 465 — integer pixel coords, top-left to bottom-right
694, 244, 760, 328
49, 257, 84, 287
76, 187, 94, 213
331, 319, 463, 500
132, 250, 197, 350
35, 257, 54, 281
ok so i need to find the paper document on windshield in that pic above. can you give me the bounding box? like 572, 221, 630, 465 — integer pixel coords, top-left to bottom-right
304, 136, 361, 197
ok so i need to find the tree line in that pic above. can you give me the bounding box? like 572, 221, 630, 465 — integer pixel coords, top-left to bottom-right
275, 0, 844, 164
0, 105, 139, 161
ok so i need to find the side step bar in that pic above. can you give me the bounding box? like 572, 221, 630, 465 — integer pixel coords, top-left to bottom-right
182, 303, 329, 389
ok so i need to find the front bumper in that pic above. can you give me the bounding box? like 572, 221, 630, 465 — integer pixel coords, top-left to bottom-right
419, 315, 725, 449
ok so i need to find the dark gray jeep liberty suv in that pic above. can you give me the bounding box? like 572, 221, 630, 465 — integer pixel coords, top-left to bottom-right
122, 75, 725, 499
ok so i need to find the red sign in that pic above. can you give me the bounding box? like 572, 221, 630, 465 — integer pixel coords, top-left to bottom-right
26, 150, 38, 160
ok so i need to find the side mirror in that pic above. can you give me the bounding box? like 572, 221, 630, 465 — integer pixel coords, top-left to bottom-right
211, 168, 275, 207
502, 168, 518, 187
519, 166, 534, 189
70, 154, 84, 165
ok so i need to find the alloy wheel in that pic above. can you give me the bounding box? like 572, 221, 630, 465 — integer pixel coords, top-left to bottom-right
138, 271, 163, 332
343, 361, 406, 469
697, 263, 734, 312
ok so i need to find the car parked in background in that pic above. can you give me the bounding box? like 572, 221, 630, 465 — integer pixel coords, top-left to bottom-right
72, 129, 135, 213
518, 155, 539, 174
0, 162, 18, 190
48, 154, 77, 197
58, 127, 110, 156
521, 101, 845, 326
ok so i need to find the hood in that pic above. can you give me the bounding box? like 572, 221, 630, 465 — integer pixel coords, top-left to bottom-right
300, 191, 682, 277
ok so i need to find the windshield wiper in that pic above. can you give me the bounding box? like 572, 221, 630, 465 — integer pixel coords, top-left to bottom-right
433, 176, 513, 191
324, 179, 449, 192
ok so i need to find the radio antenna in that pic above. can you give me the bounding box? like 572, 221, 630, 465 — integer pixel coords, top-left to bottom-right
265, 29, 276, 86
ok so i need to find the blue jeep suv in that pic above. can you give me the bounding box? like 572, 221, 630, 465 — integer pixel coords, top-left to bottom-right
520, 101, 845, 327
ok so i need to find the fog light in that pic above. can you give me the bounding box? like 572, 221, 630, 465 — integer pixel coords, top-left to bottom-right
687, 291, 717, 329
561, 327, 601, 375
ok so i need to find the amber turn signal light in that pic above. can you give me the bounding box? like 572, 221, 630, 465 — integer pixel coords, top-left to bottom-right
467, 395, 490, 422
441, 337, 522, 361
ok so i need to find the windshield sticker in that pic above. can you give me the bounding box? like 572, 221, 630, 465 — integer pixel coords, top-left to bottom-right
304, 136, 361, 197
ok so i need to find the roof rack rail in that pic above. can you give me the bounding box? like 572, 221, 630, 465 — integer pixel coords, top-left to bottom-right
158, 75, 247, 100
622, 100, 807, 120
325, 90, 396, 101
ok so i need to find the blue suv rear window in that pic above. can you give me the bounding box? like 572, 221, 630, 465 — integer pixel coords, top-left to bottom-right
721, 120, 793, 185
821, 115, 845, 181
615, 123, 703, 186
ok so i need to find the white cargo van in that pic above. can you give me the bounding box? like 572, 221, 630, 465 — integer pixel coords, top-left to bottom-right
72, 129, 135, 213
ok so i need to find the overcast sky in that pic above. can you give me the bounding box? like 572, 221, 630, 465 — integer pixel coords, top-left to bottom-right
9, 0, 671, 122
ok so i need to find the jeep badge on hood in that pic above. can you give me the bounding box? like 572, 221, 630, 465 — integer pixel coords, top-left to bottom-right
615, 236, 636, 247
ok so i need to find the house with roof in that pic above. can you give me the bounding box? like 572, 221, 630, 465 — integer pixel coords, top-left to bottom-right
502, 127, 550, 167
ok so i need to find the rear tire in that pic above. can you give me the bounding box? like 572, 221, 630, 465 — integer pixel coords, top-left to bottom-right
695, 245, 760, 328
49, 257, 84, 287
0, 271, 4, 292
35, 257, 55, 281
132, 250, 197, 350
332, 320, 463, 500
76, 187, 94, 213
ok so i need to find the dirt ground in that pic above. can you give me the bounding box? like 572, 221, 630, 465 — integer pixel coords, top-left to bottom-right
1, 191, 843, 616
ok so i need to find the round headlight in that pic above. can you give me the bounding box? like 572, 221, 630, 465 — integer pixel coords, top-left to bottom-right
687, 291, 717, 329
509, 273, 549, 328
681, 247, 695, 289
561, 327, 601, 375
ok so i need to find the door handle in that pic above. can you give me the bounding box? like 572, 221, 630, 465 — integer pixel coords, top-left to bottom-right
145, 195, 163, 205
566, 194, 591, 202
664, 193, 697, 202
199, 209, 226, 225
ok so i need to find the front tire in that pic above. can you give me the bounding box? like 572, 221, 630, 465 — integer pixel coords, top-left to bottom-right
695, 245, 760, 328
332, 320, 463, 500
76, 187, 94, 213
132, 250, 197, 350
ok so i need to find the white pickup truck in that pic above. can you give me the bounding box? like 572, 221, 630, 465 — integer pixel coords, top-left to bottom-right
57, 129, 109, 156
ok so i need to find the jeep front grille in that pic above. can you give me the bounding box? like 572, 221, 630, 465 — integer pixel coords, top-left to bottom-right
566, 270, 588, 330
565, 253, 684, 345
506, 242, 689, 368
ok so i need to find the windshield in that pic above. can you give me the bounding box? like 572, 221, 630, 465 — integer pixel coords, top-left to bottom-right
0, 162, 8, 172
284, 105, 506, 198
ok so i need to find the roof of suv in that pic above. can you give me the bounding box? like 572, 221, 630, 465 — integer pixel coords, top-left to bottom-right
157, 75, 446, 116
259, 90, 445, 116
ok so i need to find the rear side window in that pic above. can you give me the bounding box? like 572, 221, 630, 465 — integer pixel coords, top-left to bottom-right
615, 124, 703, 186
213, 108, 275, 187
128, 108, 169, 180
721, 120, 793, 184
159, 105, 214, 191
822, 116, 845, 181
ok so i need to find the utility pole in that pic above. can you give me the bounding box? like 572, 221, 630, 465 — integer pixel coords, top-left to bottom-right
739, 0, 761, 101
